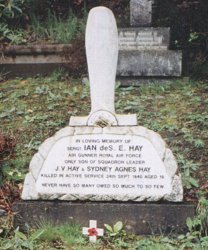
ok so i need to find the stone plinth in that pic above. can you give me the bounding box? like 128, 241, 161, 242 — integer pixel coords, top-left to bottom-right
13, 201, 196, 235
0, 44, 73, 77
117, 50, 182, 77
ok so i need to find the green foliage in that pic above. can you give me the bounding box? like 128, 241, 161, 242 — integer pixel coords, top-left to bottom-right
30, 11, 84, 43
1, 216, 208, 249
0, 0, 29, 44
182, 127, 205, 149
34, 85, 49, 95
1, 156, 29, 182
197, 198, 208, 236
104, 221, 133, 248
104, 221, 124, 237
134, 238, 167, 250
0, 76, 207, 249
0, 77, 207, 192
0, 1, 86, 44
1, 227, 44, 250
188, 31, 199, 43
175, 198, 208, 250
24, 139, 42, 151
0, 22, 26, 44
177, 154, 199, 189
0, 0, 24, 20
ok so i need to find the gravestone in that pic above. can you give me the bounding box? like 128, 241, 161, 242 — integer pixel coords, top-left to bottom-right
117, 0, 182, 79
130, 0, 154, 26
22, 6, 182, 202
16, 7, 195, 235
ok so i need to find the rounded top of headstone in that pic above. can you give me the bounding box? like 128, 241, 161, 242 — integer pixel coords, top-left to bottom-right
87, 6, 115, 28
89, 6, 113, 14
87, 6, 115, 26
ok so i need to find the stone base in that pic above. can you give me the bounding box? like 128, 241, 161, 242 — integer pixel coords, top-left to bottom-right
1, 64, 67, 78
13, 201, 196, 235
116, 77, 181, 86
0, 44, 72, 78
117, 50, 182, 77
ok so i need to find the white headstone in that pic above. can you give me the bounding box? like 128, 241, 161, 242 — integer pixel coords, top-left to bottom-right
22, 6, 183, 202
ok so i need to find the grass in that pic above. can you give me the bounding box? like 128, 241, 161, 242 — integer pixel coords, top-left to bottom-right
30, 11, 85, 44
0, 73, 208, 248
0, 217, 208, 249
36, 222, 85, 248
0, 10, 86, 45
0, 74, 207, 193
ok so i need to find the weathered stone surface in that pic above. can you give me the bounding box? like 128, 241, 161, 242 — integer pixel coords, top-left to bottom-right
164, 148, 178, 178
22, 126, 183, 202
0, 45, 69, 77
121, 1, 183, 78
13, 201, 196, 235
116, 78, 180, 87
21, 173, 39, 200
165, 175, 184, 202
0, 44, 73, 77
0, 64, 68, 78
130, 0, 154, 26
118, 28, 170, 50
29, 153, 44, 179
117, 50, 182, 76
0, 44, 72, 55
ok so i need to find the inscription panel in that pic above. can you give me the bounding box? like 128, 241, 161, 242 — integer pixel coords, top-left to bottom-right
118, 28, 169, 50
36, 134, 172, 197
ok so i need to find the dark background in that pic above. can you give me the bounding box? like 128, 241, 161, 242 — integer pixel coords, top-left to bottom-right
1, 0, 208, 77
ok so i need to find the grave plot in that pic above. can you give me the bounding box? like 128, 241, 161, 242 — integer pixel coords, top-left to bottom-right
13, 6, 195, 235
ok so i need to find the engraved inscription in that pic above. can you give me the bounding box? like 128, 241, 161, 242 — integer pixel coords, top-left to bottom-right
36, 134, 172, 197
119, 30, 167, 50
